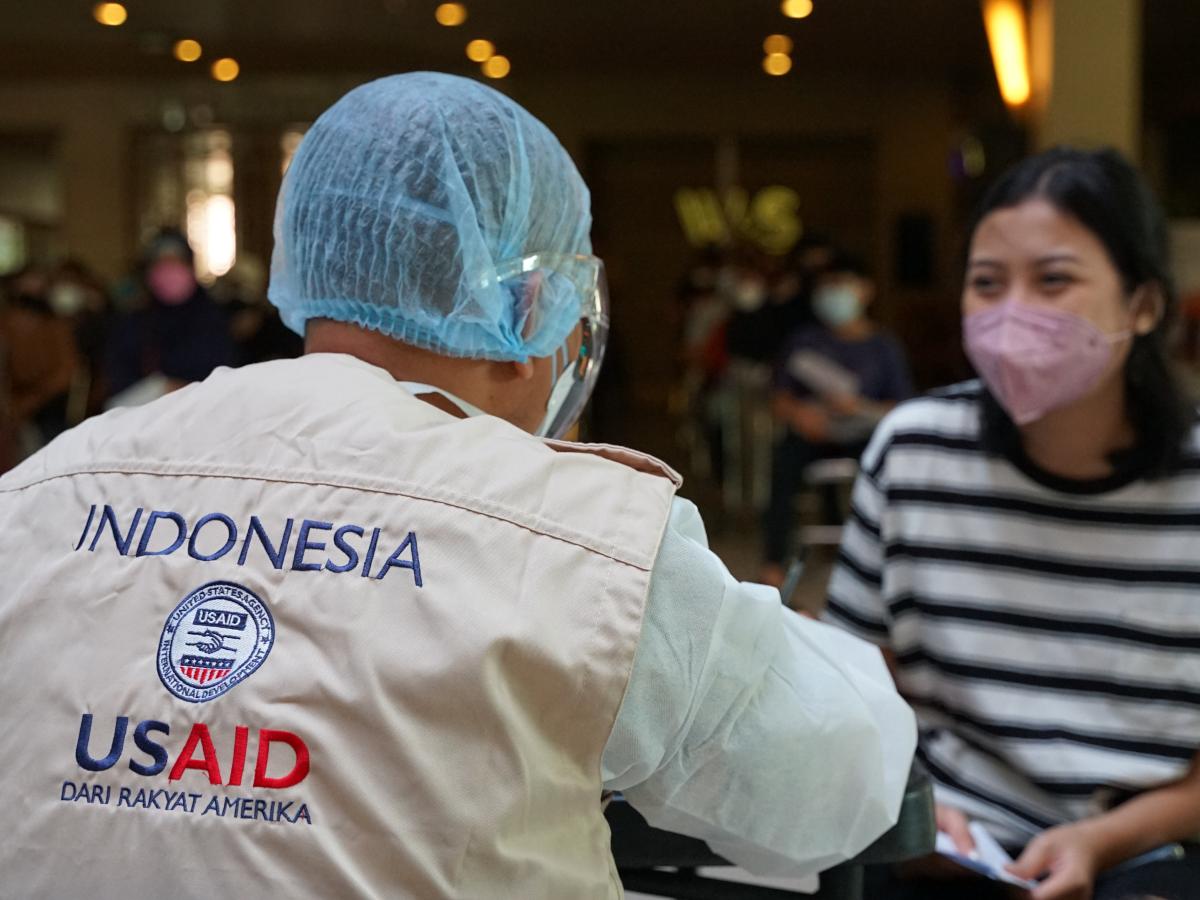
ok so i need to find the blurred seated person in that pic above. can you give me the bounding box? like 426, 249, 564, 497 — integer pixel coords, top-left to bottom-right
675, 249, 732, 483
48, 258, 114, 420
105, 229, 233, 402
720, 247, 775, 365
769, 231, 837, 336
723, 237, 838, 367
761, 253, 913, 586
214, 254, 303, 366
0, 267, 81, 454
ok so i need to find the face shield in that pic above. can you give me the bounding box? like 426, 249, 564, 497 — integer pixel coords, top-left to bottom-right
491, 252, 610, 440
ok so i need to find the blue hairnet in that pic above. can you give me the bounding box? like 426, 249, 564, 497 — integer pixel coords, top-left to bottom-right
269, 72, 593, 361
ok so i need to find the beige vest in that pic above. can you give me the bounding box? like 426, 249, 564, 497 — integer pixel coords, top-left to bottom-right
0, 354, 679, 899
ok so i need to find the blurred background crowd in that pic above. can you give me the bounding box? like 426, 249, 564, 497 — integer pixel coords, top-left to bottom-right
0, 231, 298, 465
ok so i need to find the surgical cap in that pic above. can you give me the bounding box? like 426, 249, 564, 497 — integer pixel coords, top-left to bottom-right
269, 72, 593, 361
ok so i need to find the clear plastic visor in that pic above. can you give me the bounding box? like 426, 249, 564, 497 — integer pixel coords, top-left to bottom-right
492, 252, 610, 439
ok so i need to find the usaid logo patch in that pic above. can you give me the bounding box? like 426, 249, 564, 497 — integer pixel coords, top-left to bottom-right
157, 581, 275, 703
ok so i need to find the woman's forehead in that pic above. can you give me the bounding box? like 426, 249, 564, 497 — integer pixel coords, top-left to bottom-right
970, 199, 1110, 262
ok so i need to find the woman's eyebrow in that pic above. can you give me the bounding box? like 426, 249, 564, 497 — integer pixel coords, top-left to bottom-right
1035, 253, 1081, 265
966, 258, 1004, 269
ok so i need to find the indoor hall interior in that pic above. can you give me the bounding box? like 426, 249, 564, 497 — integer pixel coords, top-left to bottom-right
2, 1, 1200, 897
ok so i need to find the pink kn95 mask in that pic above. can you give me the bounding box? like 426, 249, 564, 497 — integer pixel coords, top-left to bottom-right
146, 258, 197, 306
963, 301, 1129, 425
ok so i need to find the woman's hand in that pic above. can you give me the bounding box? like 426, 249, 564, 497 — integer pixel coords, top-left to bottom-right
895, 805, 977, 880
936, 803, 976, 856
1008, 822, 1101, 900
826, 392, 863, 417
789, 401, 830, 442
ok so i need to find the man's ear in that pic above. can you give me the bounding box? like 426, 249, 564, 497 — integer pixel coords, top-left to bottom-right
512, 359, 536, 381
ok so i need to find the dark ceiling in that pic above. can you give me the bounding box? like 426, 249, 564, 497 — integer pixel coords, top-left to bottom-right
1, 1, 1195, 118
0, 0, 996, 82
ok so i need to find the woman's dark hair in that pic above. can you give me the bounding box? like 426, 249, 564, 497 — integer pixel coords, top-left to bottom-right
966, 146, 1196, 478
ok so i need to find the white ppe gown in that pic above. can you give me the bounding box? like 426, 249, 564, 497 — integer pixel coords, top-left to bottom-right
603, 497, 916, 877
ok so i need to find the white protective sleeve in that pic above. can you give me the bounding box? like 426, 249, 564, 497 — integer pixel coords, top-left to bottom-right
601, 497, 916, 877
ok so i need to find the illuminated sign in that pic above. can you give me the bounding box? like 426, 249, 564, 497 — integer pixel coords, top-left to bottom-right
674, 185, 802, 255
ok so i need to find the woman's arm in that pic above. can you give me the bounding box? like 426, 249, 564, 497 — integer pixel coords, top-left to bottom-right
771, 389, 832, 442
1009, 753, 1200, 899
1088, 756, 1200, 868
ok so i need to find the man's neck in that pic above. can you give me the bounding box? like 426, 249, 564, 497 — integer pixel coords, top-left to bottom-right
832, 319, 873, 342
303, 319, 499, 416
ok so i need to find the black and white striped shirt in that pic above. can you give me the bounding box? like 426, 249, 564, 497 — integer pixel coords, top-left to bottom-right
824, 381, 1200, 847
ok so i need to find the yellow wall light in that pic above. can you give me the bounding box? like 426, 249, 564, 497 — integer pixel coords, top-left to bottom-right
982, 0, 1031, 107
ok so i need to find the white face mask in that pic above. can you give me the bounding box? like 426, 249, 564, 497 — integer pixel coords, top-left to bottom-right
398, 298, 606, 442
812, 285, 862, 328
731, 279, 767, 312
49, 283, 88, 317
399, 332, 594, 440
397, 382, 489, 419
536, 339, 581, 439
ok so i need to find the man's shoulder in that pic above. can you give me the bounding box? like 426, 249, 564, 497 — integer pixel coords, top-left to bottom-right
542, 440, 682, 486
0, 356, 392, 489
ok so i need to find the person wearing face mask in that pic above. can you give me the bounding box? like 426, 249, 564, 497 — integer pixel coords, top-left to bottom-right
0, 266, 81, 454
824, 147, 1200, 900
761, 252, 913, 587
48, 258, 115, 421
0, 74, 915, 898
104, 229, 234, 399
774, 232, 837, 336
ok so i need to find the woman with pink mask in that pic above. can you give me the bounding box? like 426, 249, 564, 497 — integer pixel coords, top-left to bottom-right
826, 147, 1200, 900
105, 229, 233, 398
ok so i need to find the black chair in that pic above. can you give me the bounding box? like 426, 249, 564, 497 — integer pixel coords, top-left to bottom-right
607, 766, 935, 899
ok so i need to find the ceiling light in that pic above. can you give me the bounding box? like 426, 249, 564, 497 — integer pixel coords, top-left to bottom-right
435, 3, 468, 27
482, 55, 511, 79
211, 57, 240, 82
781, 0, 813, 19
93, 3, 128, 26
466, 39, 495, 62
173, 39, 203, 63
763, 34, 793, 55
763, 53, 793, 76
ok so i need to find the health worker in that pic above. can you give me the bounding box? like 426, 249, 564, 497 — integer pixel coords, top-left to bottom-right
0, 72, 914, 899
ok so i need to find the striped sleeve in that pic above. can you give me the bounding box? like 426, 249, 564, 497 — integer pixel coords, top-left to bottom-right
823, 423, 893, 646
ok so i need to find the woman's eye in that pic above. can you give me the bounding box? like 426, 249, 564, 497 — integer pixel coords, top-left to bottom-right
1040, 272, 1074, 289
970, 276, 1000, 293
